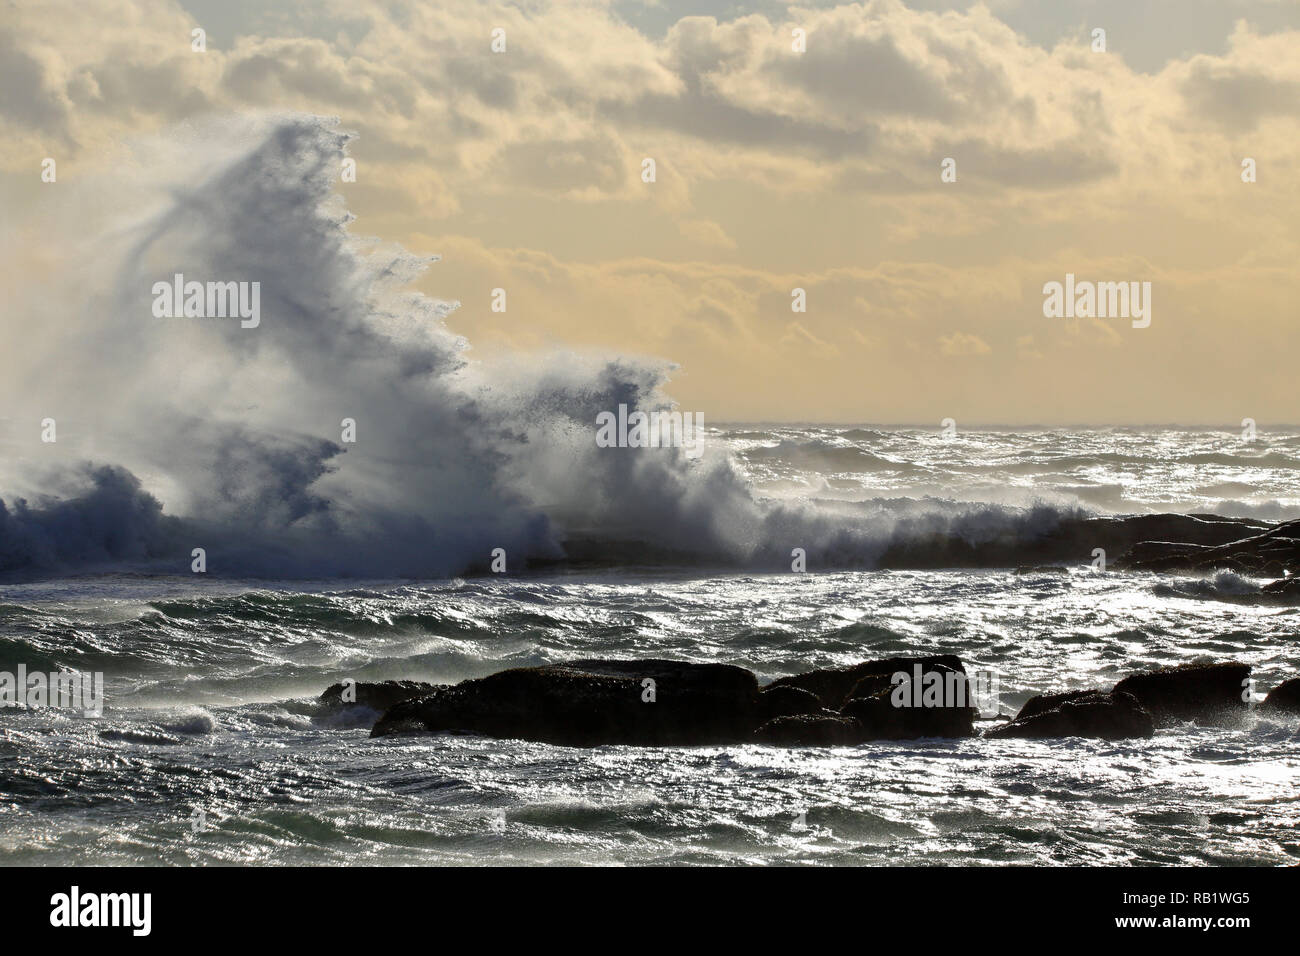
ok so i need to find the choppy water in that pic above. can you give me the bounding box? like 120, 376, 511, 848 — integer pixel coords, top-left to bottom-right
2, 426, 1298, 866
731, 423, 1300, 521
2, 119, 1297, 865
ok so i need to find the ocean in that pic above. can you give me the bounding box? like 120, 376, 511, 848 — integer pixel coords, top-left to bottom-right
2, 424, 1298, 866
1, 116, 1296, 867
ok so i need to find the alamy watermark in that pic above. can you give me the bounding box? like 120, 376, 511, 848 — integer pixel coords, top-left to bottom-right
890, 664, 1000, 718
595, 405, 704, 457
49, 886, 150, 936
1042, 273, 1151, 329
152, 273, 261, 328
0, 665, 103, 717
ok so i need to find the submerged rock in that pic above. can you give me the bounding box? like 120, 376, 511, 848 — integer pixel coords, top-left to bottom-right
1260, 677, 1300, 715
986, 690, 1153, 740
1112, 661, 1250, 725
370, 658, 759, 746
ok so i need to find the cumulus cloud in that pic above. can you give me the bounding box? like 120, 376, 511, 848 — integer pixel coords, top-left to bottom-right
0, 0, 1297, 422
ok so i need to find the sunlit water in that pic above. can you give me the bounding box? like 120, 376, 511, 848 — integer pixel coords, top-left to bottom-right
2, 427, 1298, 865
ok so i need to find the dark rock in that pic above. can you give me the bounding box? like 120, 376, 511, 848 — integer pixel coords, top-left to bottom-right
986, 690, 1154, 740
844, 671, 897, 701
1260, 677, 1300, 715
319, 679, 438, 713
753, 713, 862, 746
370, 658, 760, 746
1261, 576, 1300, 601
557, 658, 755, 695
1015, 689, 1106, 721
1117, 519, 1300, 576
878, 512, 1267, 571
755, 684, 823, 723
363, 653, 1253, 749
840, 662, 976, 739
841, 690, 976, 740
767, 655, 966, 710
1112, 661, 1250, 725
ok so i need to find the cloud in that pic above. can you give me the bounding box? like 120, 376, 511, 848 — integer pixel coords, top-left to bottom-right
678, 217, 737, 248
1, 0, 1298, 422
1181, 63, 1300, 131
0, 28, 73, 138
939, 331, 991, 356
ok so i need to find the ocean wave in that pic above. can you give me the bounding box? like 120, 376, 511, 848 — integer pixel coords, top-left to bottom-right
1176, 452, 1300, 468
741, 439, 924, 474
0, 113, 1292, 581
947, 450, 1300, 475
1153, 570, 1300, 605
837, 428, 899, 443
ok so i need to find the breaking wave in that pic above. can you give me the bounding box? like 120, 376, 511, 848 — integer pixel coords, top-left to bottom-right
0, 114, 914, 577
2, 115, 1293, 580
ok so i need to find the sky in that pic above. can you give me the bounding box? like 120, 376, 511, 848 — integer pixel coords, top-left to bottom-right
1, 0, 1298, 424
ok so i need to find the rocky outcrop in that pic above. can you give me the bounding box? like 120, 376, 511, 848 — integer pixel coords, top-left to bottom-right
1116, 518, 1300, 577
367, 655, 981, 747
319, 679, 438, 713
361, 655, 1257, 748
1260, 677, 1300, 715
986, 690, 1154, 740
370, 659, 760, 746
877, 512, 1267, 571
1113, 661, 1249, 725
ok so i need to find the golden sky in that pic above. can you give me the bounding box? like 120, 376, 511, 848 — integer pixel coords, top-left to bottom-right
2, 0, 1298, 423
